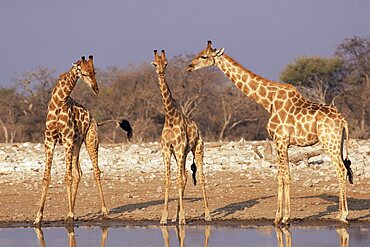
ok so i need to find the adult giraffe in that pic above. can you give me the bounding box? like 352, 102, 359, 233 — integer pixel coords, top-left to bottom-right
187, 41, 353, 224
152, 50, 211, 225
34, 56, 132, 225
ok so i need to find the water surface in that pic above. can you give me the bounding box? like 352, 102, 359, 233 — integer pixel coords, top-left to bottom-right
0, 225, 369, 247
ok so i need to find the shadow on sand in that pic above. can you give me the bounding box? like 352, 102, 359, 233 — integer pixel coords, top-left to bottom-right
297, 194, 370, 221
79, 197, 202, 220
211, 196, 273, 218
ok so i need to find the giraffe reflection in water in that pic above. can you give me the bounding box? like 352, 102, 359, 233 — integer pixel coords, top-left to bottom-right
160, 225, 211, 247
275, 226, 349, 247
34, 227, 108, 247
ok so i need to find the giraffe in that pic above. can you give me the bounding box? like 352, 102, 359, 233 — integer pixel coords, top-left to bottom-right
151, 50, 211, 225
34, 56, 132, 225
187, 41, 353, 224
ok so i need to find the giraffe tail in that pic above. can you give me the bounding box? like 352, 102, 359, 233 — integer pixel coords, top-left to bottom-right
97, 119, 133, 140
341, 122, 353, 184
118, 119, 133, 140
191, 158, 197, 186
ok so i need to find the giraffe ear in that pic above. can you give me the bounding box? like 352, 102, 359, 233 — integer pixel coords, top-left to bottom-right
215, 48, 224, 57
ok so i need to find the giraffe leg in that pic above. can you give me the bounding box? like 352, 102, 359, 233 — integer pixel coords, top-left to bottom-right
71, 142, 82, 213
64, 141, 74, 222
175, 147, 187, 225
85, 121, 109, 218
34, 136, 56, 225
274, 140, 290, 225
331, 155, 349, 223
194, 138, 211, 221
336, 159, 349, 223
320, 136, 349, 223
160, 145, 172, 225
173, 152, 188, 223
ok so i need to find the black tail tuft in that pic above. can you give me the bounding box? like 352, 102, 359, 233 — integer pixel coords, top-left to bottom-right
344, 158, 353, 184
119, 119, 133, 140
191, 161, 197, 186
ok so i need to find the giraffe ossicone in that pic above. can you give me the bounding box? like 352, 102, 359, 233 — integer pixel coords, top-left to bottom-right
188, 41, 353, 224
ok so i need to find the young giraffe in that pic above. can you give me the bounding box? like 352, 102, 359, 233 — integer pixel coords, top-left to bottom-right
151, 50, 211, 225
187, 41, 353, 224
34, 56, 132, 225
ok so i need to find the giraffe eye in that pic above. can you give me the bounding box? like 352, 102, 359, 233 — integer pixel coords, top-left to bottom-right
201, 55, 208, 59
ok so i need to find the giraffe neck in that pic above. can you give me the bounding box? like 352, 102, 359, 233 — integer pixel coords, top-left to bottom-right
215, 54, 281, 113
157, 74, 176, 118
51, 67, 79, 106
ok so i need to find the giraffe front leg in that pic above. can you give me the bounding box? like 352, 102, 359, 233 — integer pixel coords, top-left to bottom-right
281, 174, 291, 225
34, 137, 55, 225
274, 176, 284, 225
160, 146, 171, 225
194, 138, 211, 222
175, 149, 187, 225
64, 142, 74, 223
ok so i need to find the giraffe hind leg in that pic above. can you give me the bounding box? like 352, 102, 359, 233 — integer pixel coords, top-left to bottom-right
71, 142, 83, 213
64, 140, 75, 223
174, 147, 187, 225
193, 138, 211, 221
160, 145, 171, 225
274, 139, 290, 225
320, 134, 349, 223
85, 122, 109, 218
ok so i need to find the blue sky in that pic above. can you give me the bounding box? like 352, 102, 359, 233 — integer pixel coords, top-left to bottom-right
0, 0, 369, 86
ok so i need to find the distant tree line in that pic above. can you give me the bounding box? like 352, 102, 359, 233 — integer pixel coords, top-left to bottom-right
0, 36, 369, 143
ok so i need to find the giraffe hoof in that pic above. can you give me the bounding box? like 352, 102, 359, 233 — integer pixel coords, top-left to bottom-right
338, 217, 349, 224
281, 216, 290, 225
205, 213, 212, 222
101, 207, 109, 217
160, 219, 168, 225
178, 218, 186, 225
34, 212, 43, 226
160, 211, 169, 225
274, 218, 282, 225
33, 219, 42, 226
281, 220, 290, 226
65, 215, 75, 225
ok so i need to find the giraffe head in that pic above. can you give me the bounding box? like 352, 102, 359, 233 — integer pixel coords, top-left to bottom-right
73, 55, 99, 95
187, 40, 224, 72
151, 50, 168, 76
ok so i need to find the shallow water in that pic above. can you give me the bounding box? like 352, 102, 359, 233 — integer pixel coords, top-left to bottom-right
0, 225, 369, 247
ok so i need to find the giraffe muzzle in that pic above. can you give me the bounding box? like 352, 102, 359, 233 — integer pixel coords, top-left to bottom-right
187, 64, 194, 72
93, 86, 100, 95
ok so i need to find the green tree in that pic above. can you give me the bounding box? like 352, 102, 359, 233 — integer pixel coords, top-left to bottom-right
280, 56, 344, 104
